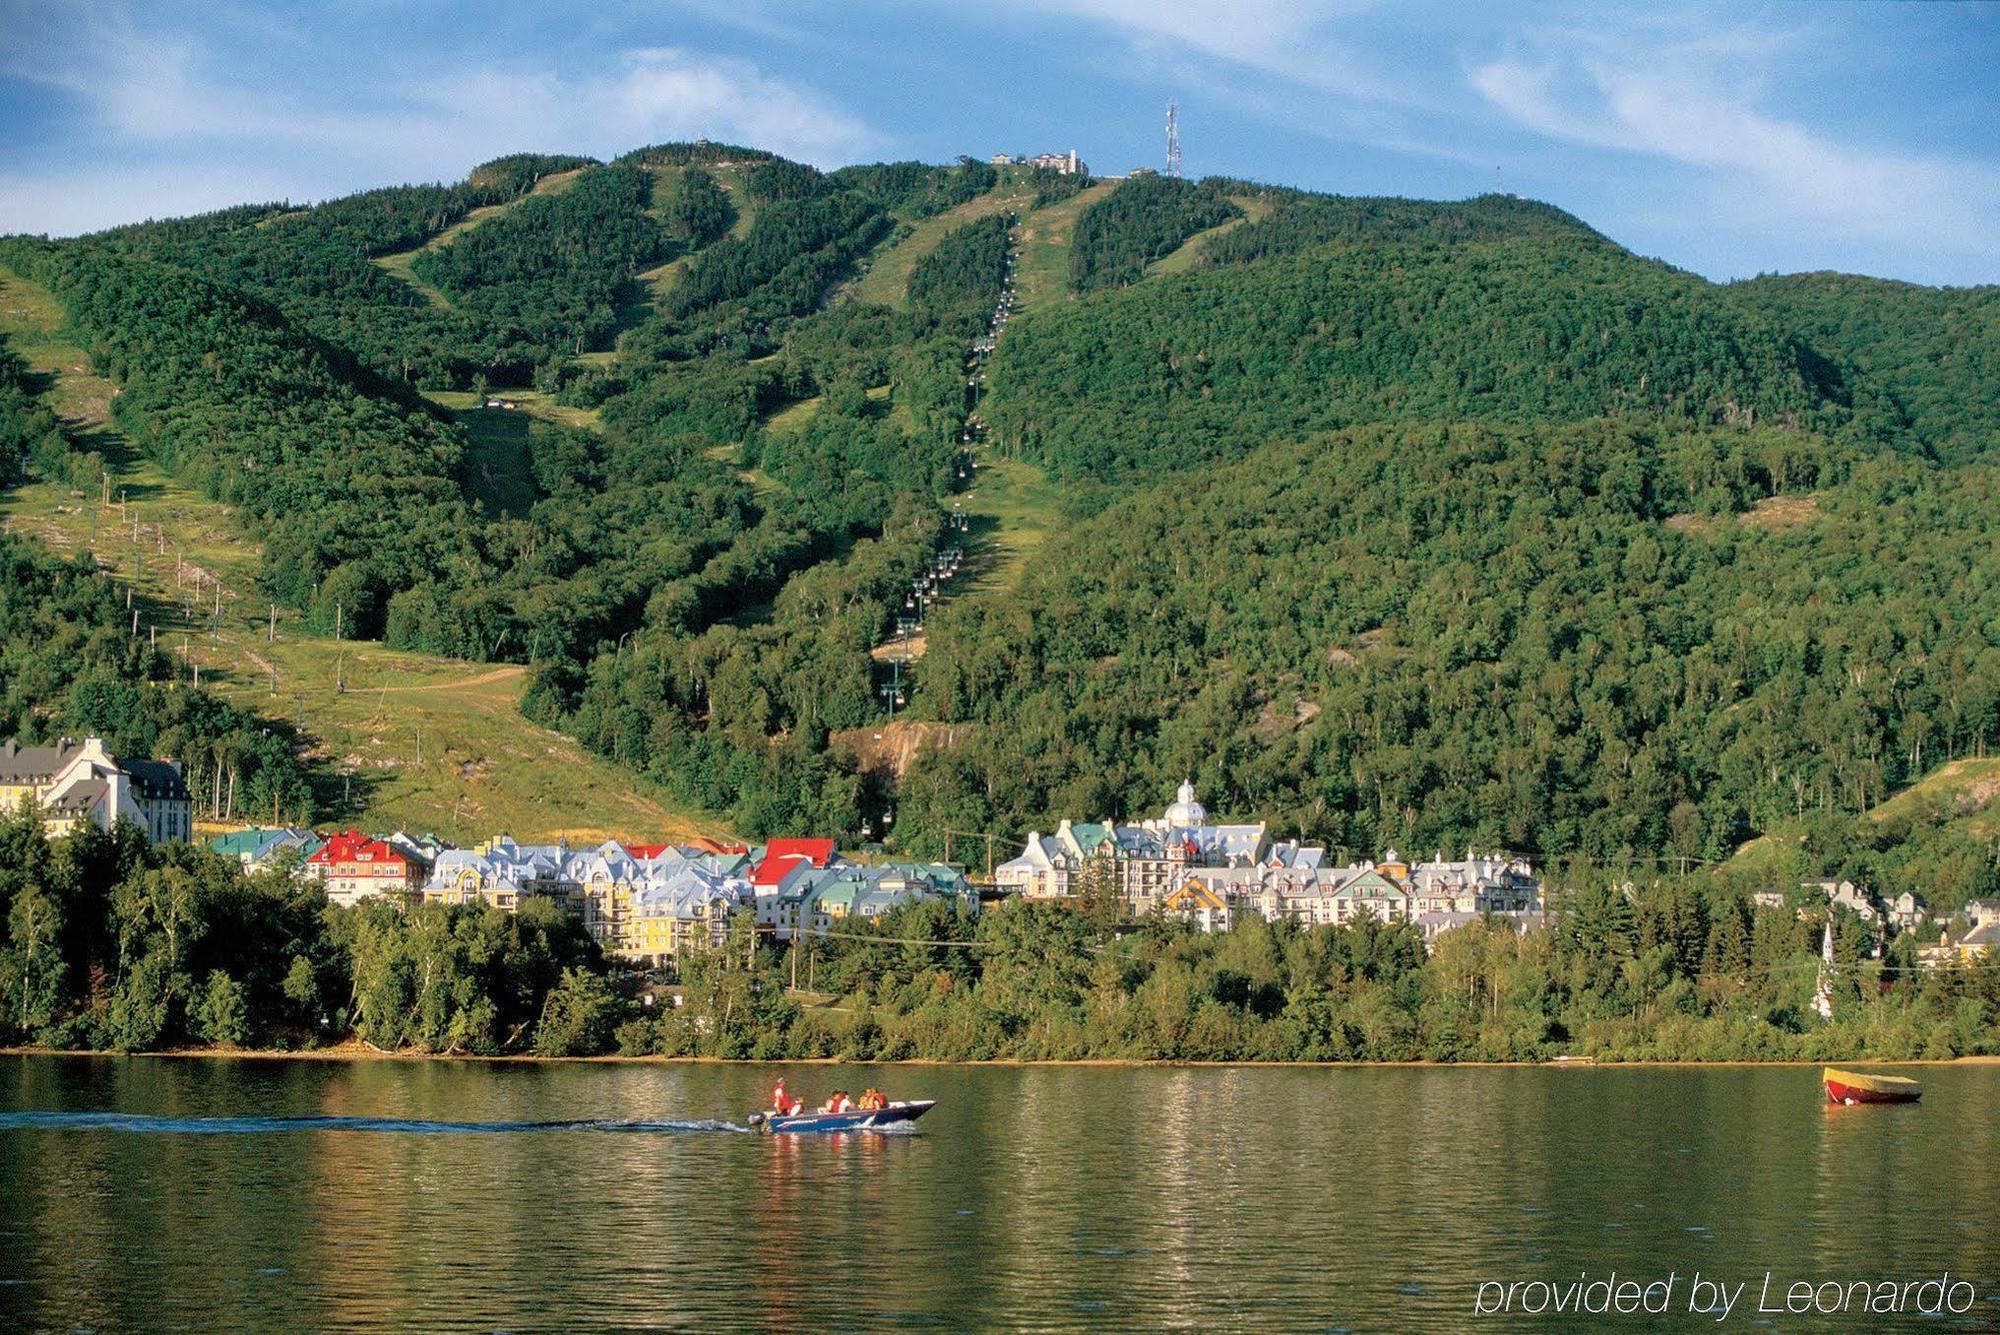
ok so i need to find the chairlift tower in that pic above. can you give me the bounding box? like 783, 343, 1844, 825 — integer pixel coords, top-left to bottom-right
1165, 101, 1182, 178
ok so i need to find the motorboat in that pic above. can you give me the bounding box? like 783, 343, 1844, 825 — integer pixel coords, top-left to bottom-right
747, 1100, 936, 1134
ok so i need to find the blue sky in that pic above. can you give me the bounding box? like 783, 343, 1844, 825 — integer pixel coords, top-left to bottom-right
1, 0, 1994, 285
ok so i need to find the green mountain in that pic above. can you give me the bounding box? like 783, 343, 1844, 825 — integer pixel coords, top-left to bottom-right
3, 146, 1998, 909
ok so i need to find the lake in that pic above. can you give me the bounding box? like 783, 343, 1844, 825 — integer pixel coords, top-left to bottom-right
2, 1057, 1996, 1331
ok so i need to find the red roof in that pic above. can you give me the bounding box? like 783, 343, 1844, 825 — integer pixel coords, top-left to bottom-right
307, 828, 408, 870
623, 843, 672, 860
752, 837, 837, 887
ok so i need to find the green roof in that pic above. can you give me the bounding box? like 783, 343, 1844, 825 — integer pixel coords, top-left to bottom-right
1070, 822, 1113, 851
209, 828, 280, 856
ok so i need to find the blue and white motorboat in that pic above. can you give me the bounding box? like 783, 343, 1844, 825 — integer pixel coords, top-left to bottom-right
747, 1100, 935, 1134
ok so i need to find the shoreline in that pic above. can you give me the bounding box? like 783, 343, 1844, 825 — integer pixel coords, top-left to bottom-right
5, 1045, 1995, 1070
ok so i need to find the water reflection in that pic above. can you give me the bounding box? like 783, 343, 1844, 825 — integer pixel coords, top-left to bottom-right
1, 1057, 1995, 1330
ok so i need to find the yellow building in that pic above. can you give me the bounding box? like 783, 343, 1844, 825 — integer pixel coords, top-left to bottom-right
0, 737, 192, 843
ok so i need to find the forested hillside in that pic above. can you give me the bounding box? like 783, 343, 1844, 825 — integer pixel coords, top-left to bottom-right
902, 420, 2000, 889
2, 143, 1997, 908
984, 234, 1855, 487
1729, 272, 2000, 466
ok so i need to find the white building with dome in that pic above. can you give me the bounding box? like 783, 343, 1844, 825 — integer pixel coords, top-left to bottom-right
995, 779, 1317, 911
993, 781, 1543, 945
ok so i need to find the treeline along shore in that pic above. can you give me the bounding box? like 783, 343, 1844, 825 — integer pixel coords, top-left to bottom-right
3, 818, 1998, 1064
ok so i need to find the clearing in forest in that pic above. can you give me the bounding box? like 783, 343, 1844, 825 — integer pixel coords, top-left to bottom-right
371, 167, 590, 309
0, 265, 721, 845
1011, 179, 1121, 313
954, 453, 1060, 600
851, 186, 1033, 309
1146, 195, 1275, 278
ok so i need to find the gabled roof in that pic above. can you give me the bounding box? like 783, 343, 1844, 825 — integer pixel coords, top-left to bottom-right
0, 740, 79, 783
210, 827, 280, 856
122, 757, 188, 801
1961, 919, 2000, 948
45, 779, 108, 816
753, 838, 837, 887
1335, 871, 1408, 897
1165, 879, 1229, 911
309, 829, 410, 867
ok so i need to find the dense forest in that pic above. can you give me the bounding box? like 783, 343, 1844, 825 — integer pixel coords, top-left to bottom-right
410, 162, 666, 363
1068, 175, 1239, 291
901, 419, 2000, 885
1, 142, 1997, 922
89, 153, 598, 387
985, 233, 1856, 485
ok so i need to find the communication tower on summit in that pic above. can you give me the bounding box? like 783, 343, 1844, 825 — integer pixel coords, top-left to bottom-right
1165, 100, 1181, 178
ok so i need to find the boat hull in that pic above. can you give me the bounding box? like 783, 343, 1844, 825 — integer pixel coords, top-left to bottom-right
749, 1100, 936, 1134
1824, 1068, 1921, 1106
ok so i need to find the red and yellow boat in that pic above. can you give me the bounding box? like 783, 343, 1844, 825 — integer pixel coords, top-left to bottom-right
1824, 1067, 1922, 1105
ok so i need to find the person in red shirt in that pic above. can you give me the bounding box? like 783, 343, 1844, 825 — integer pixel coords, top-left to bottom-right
771, 1077, 789, 1112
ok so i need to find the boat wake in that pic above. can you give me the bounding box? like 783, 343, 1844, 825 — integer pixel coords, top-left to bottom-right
0, 1111, 753, 1135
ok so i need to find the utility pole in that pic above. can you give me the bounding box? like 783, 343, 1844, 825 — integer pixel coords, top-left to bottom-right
268, 604, 276, 643
1166, 100, 1182, 178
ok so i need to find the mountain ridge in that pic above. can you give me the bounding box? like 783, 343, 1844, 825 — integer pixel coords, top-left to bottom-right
1, 142, 1996, 912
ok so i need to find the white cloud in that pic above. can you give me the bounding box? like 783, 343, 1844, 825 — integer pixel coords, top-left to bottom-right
0, 11, 880, 234
1468, 29, 1997, 252
1002, 0, 1412, 105
415, 47, 878, 167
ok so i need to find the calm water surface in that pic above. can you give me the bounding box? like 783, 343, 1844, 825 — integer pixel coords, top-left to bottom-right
2, 1058, 1997, 1331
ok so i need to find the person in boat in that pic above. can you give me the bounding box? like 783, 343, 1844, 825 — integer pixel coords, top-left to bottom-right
858, 1087, 886, 1110
822, 1090, 854, 1114
771, 1078, 803, 1115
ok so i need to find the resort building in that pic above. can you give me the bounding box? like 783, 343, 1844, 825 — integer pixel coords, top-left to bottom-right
1027, 149, 1089, 175
0, 736, 191, 843
208, 826, 323, 869
420, 836, 760, 964
761, 863, 976, 942
306, 829, 427, 908
998, 781, 1543, 945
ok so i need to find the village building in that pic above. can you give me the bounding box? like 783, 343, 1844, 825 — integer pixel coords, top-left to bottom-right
208, 826, 323, 869
1919, 919, 2000, 969
996, 780, 1286, 911
0, 737, 191, 843
1027, 149, 1088, 175
628, 854, 751, 963
1810, 879, 1881, 925
1887, 891, 1928, 934
421, 836, 761, 964
999, 782, 1542, 946
761, 863, 974, 941
306, 829, 426, 908
424, 836, 574, 912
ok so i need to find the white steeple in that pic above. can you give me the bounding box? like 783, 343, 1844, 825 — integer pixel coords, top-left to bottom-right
1164, 778, 1206, 828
